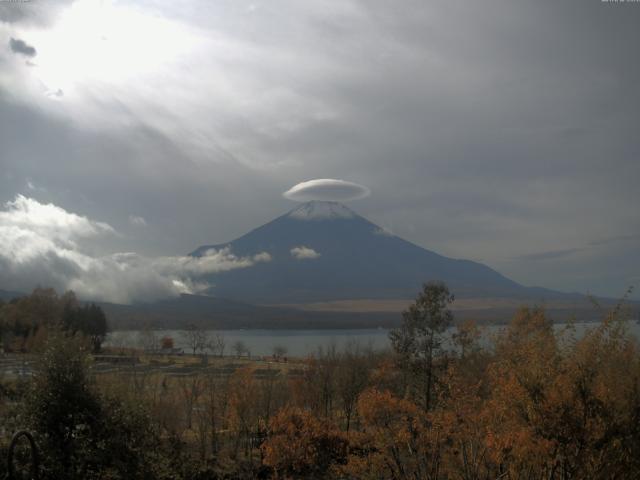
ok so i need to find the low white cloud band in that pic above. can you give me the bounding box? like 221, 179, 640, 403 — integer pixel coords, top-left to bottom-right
290, 246, 320, 260
0, 195, 270, 304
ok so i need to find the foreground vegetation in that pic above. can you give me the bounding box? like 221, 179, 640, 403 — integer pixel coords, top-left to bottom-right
0, 284, 639, 479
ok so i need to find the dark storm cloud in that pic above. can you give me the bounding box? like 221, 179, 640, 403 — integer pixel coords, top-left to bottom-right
9, 37, 36, 57
0, 0, 638, 299
0, 0, 72, 26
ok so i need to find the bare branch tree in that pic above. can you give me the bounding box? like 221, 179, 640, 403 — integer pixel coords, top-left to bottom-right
233, 340, 247, 358
181, 323, 210, 355
209, 333, 226, 358
272, 345, 287, 360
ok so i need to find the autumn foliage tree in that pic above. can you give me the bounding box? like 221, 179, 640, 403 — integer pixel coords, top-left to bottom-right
342, 388, 444, 479
228, 367, 262, 460
0, 288, 108, 352
485, 306, 640, 478
3, 283, 640, 479
262, 406, 347, 479
160, 335, 175, 350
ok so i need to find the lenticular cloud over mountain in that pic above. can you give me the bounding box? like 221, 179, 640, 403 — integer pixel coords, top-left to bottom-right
283, 179, 370, 202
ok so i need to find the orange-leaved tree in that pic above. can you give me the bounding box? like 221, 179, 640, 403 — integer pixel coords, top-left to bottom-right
485, 304, 640, 478
261, 406, 347, 479
342, 388, 444, 480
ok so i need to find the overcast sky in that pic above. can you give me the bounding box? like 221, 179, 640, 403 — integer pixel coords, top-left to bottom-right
0, 0, 638, 301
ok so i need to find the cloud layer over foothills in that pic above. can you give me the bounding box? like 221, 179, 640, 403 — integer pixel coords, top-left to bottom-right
0, 0, 639, 299
0, 195, 270, 303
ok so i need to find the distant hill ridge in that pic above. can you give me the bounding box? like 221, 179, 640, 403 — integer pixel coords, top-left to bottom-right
0, 289, 23, 301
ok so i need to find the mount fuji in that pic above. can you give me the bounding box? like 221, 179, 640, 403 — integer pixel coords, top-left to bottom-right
190, 201, 561, 304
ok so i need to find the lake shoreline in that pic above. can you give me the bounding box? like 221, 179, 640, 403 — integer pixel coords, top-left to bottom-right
106, 320, 640, 357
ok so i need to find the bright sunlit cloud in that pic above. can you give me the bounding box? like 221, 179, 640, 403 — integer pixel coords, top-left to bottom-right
24, 0, 201, 94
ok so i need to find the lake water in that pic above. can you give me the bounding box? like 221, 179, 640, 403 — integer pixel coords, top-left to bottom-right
107, 321, 640, 358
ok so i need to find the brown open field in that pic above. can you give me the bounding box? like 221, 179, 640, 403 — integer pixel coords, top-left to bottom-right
271, 297, 610, 313
269, 296, 639, 325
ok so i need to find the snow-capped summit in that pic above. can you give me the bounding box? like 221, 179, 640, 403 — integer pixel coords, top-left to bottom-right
287, 201, 356, 220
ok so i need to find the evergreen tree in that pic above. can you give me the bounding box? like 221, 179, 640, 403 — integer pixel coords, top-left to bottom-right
389, 281, 454, 411
22, 333, 163, 480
